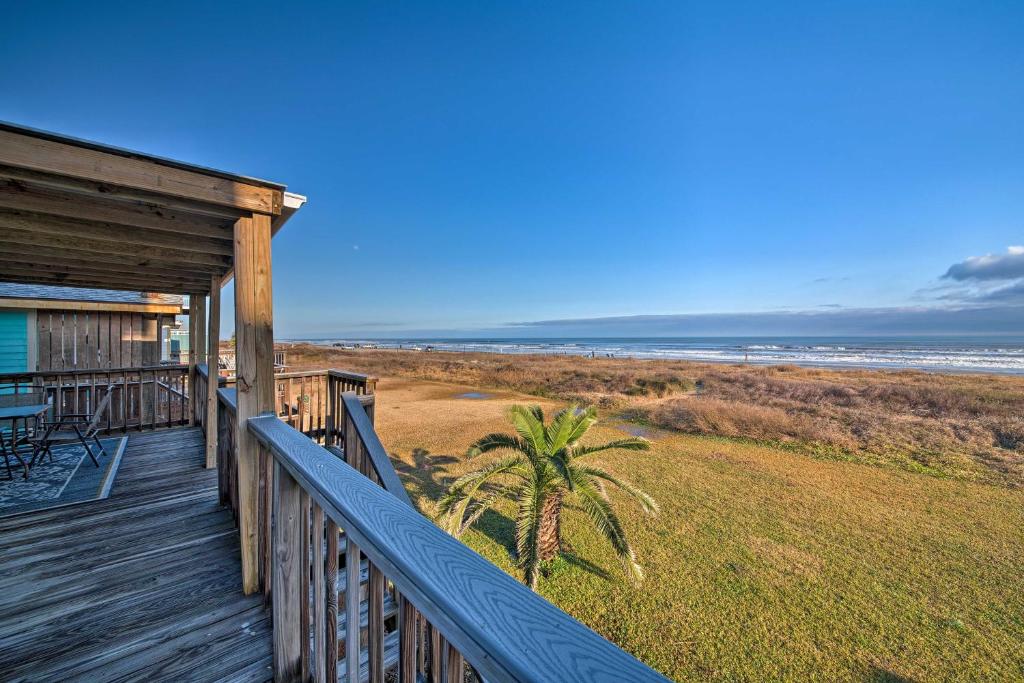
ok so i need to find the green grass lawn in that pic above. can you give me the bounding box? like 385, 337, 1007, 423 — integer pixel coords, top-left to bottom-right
375, 378, 1024, 682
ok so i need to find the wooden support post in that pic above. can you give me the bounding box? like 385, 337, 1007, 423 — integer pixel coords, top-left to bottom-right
188, 295, 206, 426
205, 276, 221, 468
234, 213, 275, 594
272, 463, 303, 681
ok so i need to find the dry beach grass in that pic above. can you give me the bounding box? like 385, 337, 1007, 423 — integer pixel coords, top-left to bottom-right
285, 344, 1024, 487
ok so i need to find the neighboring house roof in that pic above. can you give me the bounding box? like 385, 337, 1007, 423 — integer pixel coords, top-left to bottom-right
0, 284, 184, 313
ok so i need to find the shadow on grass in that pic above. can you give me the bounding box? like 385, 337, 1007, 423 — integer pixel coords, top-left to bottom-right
473, 508, 516, 557
391, 447, 460, 501
557, 552, 613, 582
866, 666, 917, 683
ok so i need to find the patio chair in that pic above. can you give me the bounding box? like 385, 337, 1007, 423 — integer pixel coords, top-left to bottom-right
29, 390, 114, 469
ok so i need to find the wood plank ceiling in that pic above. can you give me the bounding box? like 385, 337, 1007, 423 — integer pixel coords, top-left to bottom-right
0, 123, 292, 296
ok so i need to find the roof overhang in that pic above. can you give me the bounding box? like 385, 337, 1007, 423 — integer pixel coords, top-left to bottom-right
0, 122, 304, 296
0, 296, 183, 314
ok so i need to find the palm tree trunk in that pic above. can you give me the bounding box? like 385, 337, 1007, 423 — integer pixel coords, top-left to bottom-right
537, 490, 563, 562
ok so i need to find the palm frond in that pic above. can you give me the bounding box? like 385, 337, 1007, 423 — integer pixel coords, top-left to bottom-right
455, 483, 522, 535
438, 456, 526, 534
571, 437, 651, 459
570, 478, 644, 583
549, 451, 574, 490
563, 405, 598, 446
515, 481, 544, 590
575, 464, 659, 514
466, 432, 532, 459
508, 405, 547, 460
546, 405, 580, 453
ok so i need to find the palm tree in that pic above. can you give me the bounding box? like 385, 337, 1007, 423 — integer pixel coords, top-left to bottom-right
439, 405, 658, 589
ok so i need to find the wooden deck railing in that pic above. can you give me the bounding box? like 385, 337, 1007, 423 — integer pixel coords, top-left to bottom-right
0, 365, 191, 433
275, 370, 376, 443
212, 369, 378, 521
214, 369, 665, 681
245, 399, 667, 682
216, 382, 239, 517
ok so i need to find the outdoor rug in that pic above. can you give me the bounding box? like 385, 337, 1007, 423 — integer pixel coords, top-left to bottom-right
0, 436, 127, 517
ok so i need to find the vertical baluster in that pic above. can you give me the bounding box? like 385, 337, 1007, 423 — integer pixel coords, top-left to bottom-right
257, 442, 266, 592
120, 371, 127, 433
446, 643, 464, 683
430, 625, 443, 683
105, 371, 111, 432
220, 410, 228, 507
272, 463, 303, 681
326, 518, 339, 683
312, 504, 327, 683
261, 448, 274, 600
137, 370, 144, 431
325, 375, 335, 446
286, 377, 295, 430
368, 559, 384, 683
417, 615, 427, 678
399, 595, 418, 683
345, 532, 362, 683
317, 374, 323, 436
301, 490, 311, 682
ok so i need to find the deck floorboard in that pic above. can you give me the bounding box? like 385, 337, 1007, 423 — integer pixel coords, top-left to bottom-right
0, 426, 271, 683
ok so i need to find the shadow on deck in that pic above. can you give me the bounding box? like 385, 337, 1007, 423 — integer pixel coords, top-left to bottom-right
0, 426, 271, 683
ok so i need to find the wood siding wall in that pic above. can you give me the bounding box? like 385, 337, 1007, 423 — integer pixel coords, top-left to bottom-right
35, 309, 171, 371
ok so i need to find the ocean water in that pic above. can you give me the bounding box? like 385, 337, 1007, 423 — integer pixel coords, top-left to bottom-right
295, 336, 1024, 375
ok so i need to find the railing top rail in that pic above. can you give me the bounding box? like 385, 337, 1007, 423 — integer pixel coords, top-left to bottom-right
340, 391, 410, 507
273, 369, 330, 379
198, 363, 227, 387
0, 364, 189, 379
217, 387, 238, 413
327, 369, 377, 383
247, 415, 667, 683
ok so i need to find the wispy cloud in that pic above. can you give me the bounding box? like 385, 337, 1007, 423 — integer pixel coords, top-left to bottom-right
971, 280, 1024, 303
943, 246, 1024, 281
508, 305, 1024, 336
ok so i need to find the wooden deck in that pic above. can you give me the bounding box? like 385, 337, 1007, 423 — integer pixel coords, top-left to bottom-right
0, 426, 272, 683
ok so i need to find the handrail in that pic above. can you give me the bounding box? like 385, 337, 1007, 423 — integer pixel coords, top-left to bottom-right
339, 391, 412, 508
247, 415, 667, 683
0, 363, 188, 379
218, 386, 238, 413
327, 369, 377, 383
0, 364, 191, 433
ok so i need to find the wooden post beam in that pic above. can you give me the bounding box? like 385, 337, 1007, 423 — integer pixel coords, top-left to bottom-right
205, 276, 221, 468
188, 295, 206, 426
234, 212, 275, 594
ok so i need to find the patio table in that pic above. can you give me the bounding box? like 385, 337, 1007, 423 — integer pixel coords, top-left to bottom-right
0, 403, 50, 481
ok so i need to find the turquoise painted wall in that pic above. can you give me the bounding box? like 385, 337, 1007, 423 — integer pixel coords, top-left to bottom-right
0, 310, 29, 373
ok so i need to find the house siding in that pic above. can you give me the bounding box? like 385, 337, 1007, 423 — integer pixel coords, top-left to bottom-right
0, 310, 29, 373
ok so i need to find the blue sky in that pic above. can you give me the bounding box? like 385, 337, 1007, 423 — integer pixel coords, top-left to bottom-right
3, 1, 1023, 337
